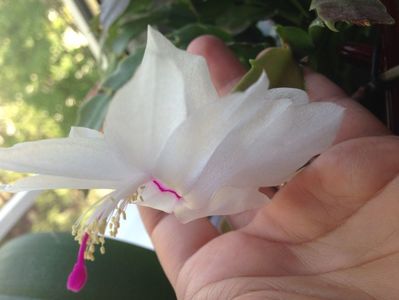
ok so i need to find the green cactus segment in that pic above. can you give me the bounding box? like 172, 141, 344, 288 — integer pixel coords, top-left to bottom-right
234, 47, 304, 92
310, 0, 395, 31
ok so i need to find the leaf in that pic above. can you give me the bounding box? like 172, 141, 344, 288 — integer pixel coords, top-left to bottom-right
191, 0, 237, 24
163, 2, 199, 28
112, 15, 158, 56
76, 94, 112, 130
276, 26, 314, 57
192, 0, 272, 34
76, 49, 144, 130
122, 0, 153, 16
100, 0, 131, 31
170, 23, 232, 48
0, 233, 175, 300
310, 0, 395, 31
229, 42, 274, 68
109, 1, 199, 56
110, 28, 138, 56
102, 48, 145, 91
308, 18, 326, 44
288, 0, 310, 17
307, 24, 374, 94
234, 47, 304, 91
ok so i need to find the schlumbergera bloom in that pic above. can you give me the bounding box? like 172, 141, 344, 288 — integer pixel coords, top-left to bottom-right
0, 27, 344, 292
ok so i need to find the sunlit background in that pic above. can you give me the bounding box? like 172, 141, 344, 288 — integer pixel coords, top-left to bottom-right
0, 0, 101, 242
1, 0, 396, 247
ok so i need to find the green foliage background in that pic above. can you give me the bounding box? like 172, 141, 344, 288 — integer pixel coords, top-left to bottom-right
0, 1, 394, 298
0, 0, 99, 239
79, 0, 392, 130
0, 0, 395, 240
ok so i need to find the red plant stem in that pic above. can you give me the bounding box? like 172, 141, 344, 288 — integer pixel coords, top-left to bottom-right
381, 0, 399, 134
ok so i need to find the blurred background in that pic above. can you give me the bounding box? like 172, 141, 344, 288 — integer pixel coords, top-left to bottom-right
0, 0, 397, 246
0, 1, 396, 298
0, 0, 100, 242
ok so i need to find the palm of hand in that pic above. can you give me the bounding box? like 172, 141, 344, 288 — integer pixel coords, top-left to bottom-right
176, 136, 399, 299
139, 36, 399, 299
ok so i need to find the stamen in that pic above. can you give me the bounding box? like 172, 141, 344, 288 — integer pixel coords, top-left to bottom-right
125, 186, 145, 203
67, 192, 135, 292
152, 179, 182, 199
67, 180, 182, 293
67, 233, 89, 292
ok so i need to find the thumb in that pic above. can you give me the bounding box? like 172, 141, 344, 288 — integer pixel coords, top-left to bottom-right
303, 67, 347, 101
245, 135, 399, 244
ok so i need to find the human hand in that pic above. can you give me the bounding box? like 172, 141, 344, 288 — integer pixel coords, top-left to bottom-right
139, 36, 399, 299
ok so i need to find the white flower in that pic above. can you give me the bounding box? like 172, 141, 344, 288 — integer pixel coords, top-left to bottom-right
0, 27, 343, 257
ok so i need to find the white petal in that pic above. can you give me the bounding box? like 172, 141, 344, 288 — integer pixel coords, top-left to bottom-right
104, 26, 218, 172
174, 187, 269, 223
87, 178, 148, 225
223, 102, 345, 187
136, 180, 179, 213
178, 98, 292, 207
0, 136, 134, 181
185, 101, 344, 209
1, 175, 123, 192
89, 195, 118, 224
153, 73, 281, 194
264, 87, 309, 105
68, 127, 103, 139
245, 71, 270, 94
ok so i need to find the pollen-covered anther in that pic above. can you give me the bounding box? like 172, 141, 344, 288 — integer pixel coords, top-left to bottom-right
71, 188, 141, 260
72, 219, 107, 261
126, 185, 146, 203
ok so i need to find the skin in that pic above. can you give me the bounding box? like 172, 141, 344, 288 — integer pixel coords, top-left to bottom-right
139, 36, 399, 299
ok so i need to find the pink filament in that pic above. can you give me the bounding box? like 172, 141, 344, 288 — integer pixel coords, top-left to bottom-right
152, 179, 182, 199
67, 233, 89, 292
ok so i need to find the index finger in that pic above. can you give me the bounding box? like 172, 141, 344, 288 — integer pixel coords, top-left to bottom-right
138, 35, 246, 287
